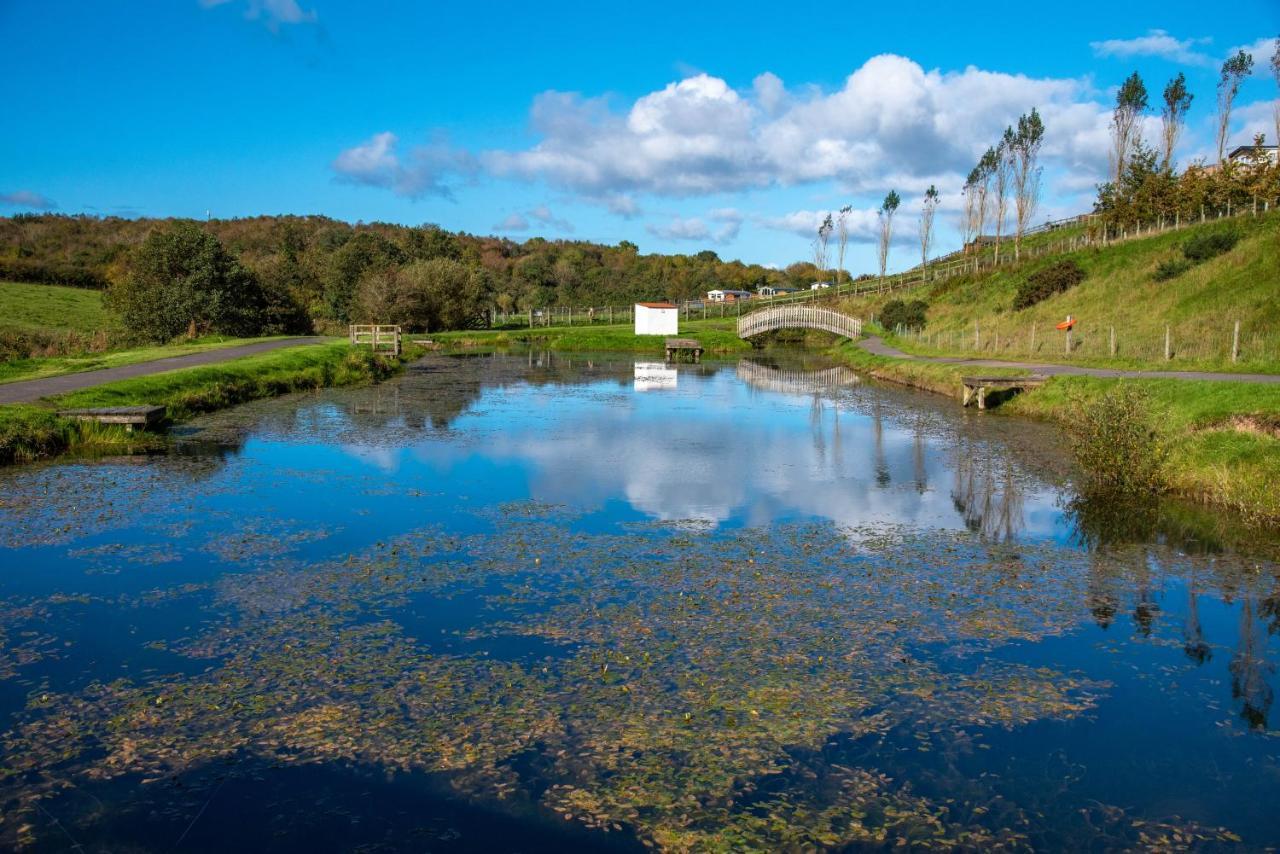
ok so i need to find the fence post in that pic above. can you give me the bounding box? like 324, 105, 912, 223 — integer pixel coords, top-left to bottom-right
1165, 325, 1171, 361
974, 321, 980, 350
528, 308, 533, 328
1232, 320, 1240, 364
1030, 322, 1036, 353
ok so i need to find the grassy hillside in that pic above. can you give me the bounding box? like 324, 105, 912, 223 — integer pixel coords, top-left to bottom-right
837, 211, 1280, 372
0, 280, 111, 332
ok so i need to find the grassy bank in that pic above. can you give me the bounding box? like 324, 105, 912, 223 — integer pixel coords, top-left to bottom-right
837, 211, 1280, 373
0, 342, 413, 466
0, 335, 305, 384
836, 341, 1280, 524
430, 318, 753, 354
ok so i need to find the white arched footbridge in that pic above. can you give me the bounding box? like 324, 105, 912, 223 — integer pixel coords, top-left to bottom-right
737, 304, 863, 340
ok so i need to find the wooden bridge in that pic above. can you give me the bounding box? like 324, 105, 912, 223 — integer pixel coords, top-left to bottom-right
737, 305, 863, 340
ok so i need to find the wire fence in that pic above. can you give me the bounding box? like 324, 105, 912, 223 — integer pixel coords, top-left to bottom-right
894, 318, 1280, 369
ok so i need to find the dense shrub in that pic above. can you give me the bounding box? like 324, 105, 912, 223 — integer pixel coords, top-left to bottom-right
0, 327, 113, 362
354, 258, 494, 332
106, 223, 307, 343
879, 299, 928, 332
0, 257, 107, 289
1153, 258, 1193, 281
1012, 260, 1086, 310
1182, 230, 1239, 262
1066, 384, 1167, 501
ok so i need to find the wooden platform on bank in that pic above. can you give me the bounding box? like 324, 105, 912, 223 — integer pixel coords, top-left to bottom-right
664, 338, 703, 362
961, 375, 1047, 409
58, 405, 166, 431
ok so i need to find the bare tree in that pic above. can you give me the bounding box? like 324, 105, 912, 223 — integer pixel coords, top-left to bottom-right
918, 185, 940, 267
993, 127, 1014, 264
1111, 71, 1149, 186
1159, 73, 1194, 172
1216, 50, 1255, 164
1012, 109, 1045, 260
876, 190, 900, 291
961, 168, 979, 248
835, 206, 851, 287
1271, 37, 1280, 152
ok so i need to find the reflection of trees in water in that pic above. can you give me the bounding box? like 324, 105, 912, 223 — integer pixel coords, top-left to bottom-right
1183, 581, 1212, 665
949, 442, 1025, 541
1230, 598, 1276, 729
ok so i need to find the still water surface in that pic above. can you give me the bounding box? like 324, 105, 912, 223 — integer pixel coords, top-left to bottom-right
1, 352, 1278, 851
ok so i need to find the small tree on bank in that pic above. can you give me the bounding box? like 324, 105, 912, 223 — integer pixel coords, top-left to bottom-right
835, 205, 851, 287
993, 128, 1014, 264
1216, 50, 1255, 164
107, 222, 279, 343
811, 213, 833, 287
918, 185, 939, 267
1111, 72, 1149, 186
876, 190, 900, 291
354, 258, 493, 332
1160, 73, 1194, 172
1012, 108, 1045, 260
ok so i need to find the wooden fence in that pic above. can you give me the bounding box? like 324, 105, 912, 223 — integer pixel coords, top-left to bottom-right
349, 324, 402, 357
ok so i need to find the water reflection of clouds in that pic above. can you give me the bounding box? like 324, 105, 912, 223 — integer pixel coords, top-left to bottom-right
335, 361, 1067, 537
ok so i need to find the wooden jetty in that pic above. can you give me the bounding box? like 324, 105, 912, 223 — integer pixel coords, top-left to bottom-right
665, 338, 704, 363
961, 375, 1047, 410
58, 405, 165, 431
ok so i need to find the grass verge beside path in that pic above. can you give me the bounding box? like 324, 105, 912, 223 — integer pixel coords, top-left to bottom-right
838, 341, 1280, 524
0, 335, 300, 384
0, 342, 417, 466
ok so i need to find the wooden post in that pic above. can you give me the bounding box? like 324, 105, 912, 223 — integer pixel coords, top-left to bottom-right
1165, 325, 1171, 361
1065, 324, 1072, 355
609, 305, 614, 325
1109, 326, 1116, 357
1232, 320, 1240, 364
1029, 322, 1036, 353
528, 307, 533, 328
974, 321, 979, 350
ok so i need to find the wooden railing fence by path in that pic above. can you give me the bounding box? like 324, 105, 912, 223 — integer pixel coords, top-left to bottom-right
349, 324, 402, 357
737, 305, 862, 340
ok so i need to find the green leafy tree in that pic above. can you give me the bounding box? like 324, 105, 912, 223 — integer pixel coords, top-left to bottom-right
106, 222, 275, 342
354, 258, 493, 332
876, 190, 900, 288
1012, 109, 1045, 258
322, 231, 406, 323
1160, 73, 1194, 171
1111, 72, 1149, 186
1215, 50, 1255, 164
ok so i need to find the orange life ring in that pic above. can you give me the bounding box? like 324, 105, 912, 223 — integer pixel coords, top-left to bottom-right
1055, 318, 1076, 330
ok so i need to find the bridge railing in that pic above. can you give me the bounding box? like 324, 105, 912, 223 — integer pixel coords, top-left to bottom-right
737, 305, 862, 340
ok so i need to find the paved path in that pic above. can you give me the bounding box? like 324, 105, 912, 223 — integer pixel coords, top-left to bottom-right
858, 337, 1280, 384
0, 337, 331, 405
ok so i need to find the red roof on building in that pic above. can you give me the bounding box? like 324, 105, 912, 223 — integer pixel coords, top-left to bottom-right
636, 302, 676, 309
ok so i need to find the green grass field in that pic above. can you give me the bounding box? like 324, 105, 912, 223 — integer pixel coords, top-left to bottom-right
837, 212, 1280, 373
0, 281, 111, 332
430, 317, 753, 355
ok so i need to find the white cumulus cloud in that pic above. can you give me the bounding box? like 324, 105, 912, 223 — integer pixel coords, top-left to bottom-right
331, 132, 473, 199
1089, 30, 1215, 66
0, 190, 56, 209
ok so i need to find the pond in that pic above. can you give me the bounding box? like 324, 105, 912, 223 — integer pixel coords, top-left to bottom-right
1, 351, 1278, 851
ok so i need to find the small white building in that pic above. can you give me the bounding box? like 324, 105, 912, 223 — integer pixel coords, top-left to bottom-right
810, 281, 833, 291
634, 302, 678, 335
707, 289, 752, 302
758, 286, 798, 297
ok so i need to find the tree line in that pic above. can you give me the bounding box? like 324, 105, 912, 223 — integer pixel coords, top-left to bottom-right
1095, 40, 1280, 229
0, 214, 816, 342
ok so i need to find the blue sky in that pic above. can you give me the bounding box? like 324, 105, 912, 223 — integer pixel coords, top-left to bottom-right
2, 1, 1277, 272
